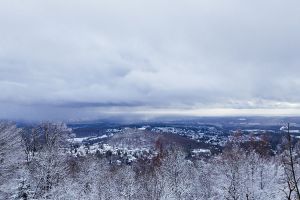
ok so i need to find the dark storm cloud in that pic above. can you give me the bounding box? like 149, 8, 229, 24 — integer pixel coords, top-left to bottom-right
1, 0, 300, 120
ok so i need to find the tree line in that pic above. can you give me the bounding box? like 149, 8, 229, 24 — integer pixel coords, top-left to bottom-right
1, 121, 300, 200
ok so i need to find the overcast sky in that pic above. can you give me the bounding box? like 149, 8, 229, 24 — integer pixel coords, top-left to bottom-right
1, 0, 300, 121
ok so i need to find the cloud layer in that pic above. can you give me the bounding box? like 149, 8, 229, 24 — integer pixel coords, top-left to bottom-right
1, 0, 300, 120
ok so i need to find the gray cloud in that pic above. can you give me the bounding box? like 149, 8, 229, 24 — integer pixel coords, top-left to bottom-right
1, 0, 300, 120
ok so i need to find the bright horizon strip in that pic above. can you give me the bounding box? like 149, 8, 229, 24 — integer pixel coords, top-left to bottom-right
96, 108, 300, 117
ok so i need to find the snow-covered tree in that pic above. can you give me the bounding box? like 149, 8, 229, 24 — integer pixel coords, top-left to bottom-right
281, 123, 300, 200
0, 122, 24, 199
26, 122, 72, 199
214, 144, 284, 200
